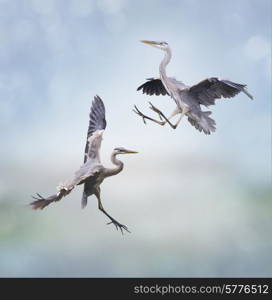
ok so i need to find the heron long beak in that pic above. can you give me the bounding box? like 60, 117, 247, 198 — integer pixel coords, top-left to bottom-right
140, 40, 159, 46
124, 150, 138, 154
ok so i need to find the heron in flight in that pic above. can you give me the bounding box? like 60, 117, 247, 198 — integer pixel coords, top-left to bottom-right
134, 40, 253, 134
31, 96, 137, 234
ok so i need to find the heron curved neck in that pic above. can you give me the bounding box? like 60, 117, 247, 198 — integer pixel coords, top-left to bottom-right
105, 152, 124, 177
159, 48, 172, 80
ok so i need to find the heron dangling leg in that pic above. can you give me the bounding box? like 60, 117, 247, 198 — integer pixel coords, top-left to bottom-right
170, 106, 190, 129
133, 105, 165, 126
148, 103, 184, 129
95, 190, 130, 234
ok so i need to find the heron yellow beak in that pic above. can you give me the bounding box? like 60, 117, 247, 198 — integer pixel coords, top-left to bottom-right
125, 150, 138, 154
140, 40, 157, 46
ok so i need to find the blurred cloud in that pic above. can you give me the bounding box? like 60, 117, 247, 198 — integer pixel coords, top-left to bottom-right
103, 12, 126, 34
69, 0, 94, 17
97, 0, 127, 15
30, 0, 58, 16
11, 18, 37, 44
223, 12, 245, 34
244, 35, 270, 61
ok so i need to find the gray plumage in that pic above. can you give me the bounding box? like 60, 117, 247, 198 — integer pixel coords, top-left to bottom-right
134, 40, 253, 134
84, 95, 106, 163
31, 96, 137, 234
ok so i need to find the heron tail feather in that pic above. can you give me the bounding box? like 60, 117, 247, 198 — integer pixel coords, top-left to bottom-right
188, 111, 216, 135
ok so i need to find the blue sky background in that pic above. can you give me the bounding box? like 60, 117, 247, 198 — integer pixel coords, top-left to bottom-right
0, 0, 271, 277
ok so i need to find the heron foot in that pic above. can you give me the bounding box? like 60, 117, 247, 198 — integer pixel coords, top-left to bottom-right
107, 219, 131, 234
133, 105, 165, 126
148, 102, 180, 129
148, 102, 163, 118
133, 105, 148, 124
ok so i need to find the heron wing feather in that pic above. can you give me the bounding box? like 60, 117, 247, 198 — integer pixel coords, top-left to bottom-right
84, 95, 107, 163
30, 162, 103, 210
81, 96, 106, 207
137, 78, 169, 96
188, 78, 253, 107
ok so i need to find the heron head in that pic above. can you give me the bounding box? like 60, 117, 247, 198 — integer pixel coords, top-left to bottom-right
113, 147, 138, 155
141, 40, 169, 51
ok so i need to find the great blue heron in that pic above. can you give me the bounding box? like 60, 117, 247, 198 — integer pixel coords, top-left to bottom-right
31, 95, 137, 234
134, 40, 253, 134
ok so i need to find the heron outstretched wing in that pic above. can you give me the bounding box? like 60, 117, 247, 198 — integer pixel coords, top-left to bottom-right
31, 162, 103, 210
81, 95, 107, 208
137, 78, 169, 96
188, 78, 253, 107
84, 95, 107, 163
